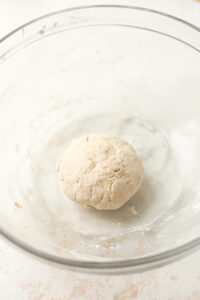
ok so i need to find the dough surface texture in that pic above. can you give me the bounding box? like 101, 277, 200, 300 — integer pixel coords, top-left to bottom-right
57, 134, 144, 210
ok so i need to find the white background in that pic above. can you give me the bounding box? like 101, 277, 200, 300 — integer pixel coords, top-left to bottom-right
0, 1, 200, 299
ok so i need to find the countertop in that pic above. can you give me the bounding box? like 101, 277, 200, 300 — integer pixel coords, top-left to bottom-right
0, 0, 200, 299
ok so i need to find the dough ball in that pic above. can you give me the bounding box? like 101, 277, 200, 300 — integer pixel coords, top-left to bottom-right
57, 133, 144, 210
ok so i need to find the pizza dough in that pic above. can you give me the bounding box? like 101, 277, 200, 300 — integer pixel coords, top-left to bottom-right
57, 133, 144, 210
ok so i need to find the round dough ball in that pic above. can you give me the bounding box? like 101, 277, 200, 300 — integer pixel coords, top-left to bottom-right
57, 134, 144, 210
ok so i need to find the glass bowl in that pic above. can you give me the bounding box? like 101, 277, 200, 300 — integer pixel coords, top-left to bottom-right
0, 4, 200, 275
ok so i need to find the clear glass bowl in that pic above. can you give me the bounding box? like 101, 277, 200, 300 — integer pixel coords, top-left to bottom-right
0, 5, 200, 275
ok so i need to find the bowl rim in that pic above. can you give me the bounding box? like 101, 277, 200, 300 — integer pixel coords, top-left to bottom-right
0, 4, 200, 274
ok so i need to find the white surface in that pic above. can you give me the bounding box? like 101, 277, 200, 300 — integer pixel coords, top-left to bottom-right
0, 0, 200, 299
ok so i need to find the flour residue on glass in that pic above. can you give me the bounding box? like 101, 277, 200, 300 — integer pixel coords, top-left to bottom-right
9, 97, 200, 260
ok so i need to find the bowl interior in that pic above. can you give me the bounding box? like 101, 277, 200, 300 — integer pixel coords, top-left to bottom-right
0, 5, 200, 273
